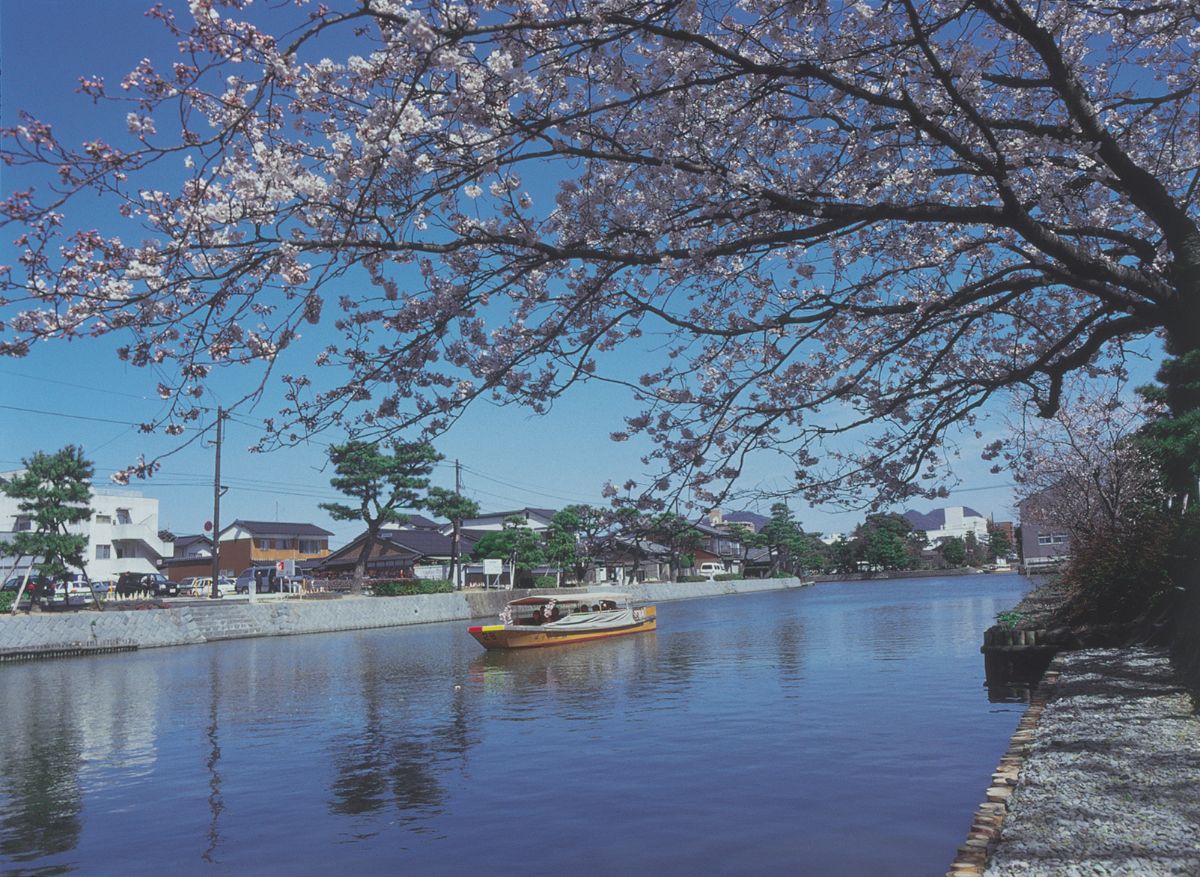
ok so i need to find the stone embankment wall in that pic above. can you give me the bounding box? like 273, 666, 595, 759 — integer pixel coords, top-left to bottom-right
0, 577, 805, 655
813, 567, 985, 583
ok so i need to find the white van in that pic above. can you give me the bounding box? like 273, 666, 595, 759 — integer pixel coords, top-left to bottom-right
698, 562, 726, 579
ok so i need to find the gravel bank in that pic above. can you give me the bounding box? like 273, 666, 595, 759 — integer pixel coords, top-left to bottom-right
984, 648, 1200, 877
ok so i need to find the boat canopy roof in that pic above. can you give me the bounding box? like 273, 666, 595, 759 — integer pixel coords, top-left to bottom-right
506, 591, 632, 607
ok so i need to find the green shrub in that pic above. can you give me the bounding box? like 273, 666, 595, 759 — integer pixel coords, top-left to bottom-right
371, 579, 454, 597
1062, 510, 1181, 625
0, 592, 13, 613
771, 571, 794, 579
532, 575, 558, 589
995, 610, 1023, 629
714, 573, 741, 581
677, 575, 707, 582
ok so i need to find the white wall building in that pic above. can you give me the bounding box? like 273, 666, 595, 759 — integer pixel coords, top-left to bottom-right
0, 473, 167, 582
443, 507, 557, 534
902, 505, 990, 546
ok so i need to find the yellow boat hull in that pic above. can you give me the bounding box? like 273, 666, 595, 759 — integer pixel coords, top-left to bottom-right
469, 607, 656, 650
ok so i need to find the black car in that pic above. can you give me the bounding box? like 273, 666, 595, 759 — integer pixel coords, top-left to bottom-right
114, 572, 179, 597
2, 574, 58, 602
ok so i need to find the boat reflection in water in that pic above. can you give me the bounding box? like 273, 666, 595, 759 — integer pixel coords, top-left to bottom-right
468, 592, 656, 650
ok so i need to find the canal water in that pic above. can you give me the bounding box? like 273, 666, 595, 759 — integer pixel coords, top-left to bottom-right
1, 576, 1030, 876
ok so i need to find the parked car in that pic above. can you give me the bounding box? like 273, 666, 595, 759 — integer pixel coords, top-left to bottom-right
63, 576, 100, 604
698, 562, 727, 579
177, 576, 198, 596
1, 574, 97, 607
235, 566, 287, 594
114, 572, 179, 597
2, 573, 57, 603
191, 576, 236, 598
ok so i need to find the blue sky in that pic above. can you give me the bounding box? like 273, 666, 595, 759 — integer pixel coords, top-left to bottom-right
0, 0, 1046, 547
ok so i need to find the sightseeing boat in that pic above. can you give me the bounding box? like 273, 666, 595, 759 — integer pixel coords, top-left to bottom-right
468, 592, 656, 650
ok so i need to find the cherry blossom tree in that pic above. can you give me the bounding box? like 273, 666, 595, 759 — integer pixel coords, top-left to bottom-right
2, 0, 1198, 506
1008, 382, 1166, 543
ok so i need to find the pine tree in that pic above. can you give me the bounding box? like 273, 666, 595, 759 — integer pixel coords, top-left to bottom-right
319, 440, 442, 593
425, 487, 480, 588
1, 446, 96, 611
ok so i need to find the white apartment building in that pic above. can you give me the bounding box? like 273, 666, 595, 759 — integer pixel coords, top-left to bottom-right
0, 473, 167, 582
903, 505, 990, 546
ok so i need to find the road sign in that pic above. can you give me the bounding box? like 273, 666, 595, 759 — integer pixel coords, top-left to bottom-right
276, 559, 295, 576
482, 559, 503, 576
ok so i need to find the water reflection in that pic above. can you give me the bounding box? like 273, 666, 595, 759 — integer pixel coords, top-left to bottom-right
0, 577, 1031, 876
328, 639, 481, 828
203, 653, 224, 864
0, 682, 83, 871
772, 618, 807, 688
329, 662, 443, 822
862, 603, 926, 663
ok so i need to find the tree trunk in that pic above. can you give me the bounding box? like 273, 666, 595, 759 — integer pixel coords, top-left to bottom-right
8, 558, 30, 615
84, 574, 103, 612
449, 519, 461, 588
352, 528, 378, 595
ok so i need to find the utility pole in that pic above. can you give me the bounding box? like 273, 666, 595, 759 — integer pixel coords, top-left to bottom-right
452, 459, 462, 589
211, 407, 225, 599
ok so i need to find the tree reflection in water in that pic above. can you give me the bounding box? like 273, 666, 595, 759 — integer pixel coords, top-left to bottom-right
203, 653, 224, 864
0, 674, 83, 869
328, 642, 478, 826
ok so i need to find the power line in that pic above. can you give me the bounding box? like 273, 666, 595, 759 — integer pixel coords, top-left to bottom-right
459, 464, 600, 505
0, 403, 155, 428
0, 402, 209, 432
0, 369, 158, 401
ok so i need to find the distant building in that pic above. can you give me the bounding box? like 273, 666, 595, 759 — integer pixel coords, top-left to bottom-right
444, 508, 557, 533
218, 519, 332, 570
396, 514, 443, 531
691, 520, 747, 574
989, 520, 1016, 557
723, 510, 770, 532
902, 506, 989, 546
168, 533, 214, 559
1017, 491, 1070, 572
592, 537, 671, 585
0, 473, 167, 582
320, 525, 480, 580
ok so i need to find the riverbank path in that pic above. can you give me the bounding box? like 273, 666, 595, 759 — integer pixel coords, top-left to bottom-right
984, 647, 1200, 876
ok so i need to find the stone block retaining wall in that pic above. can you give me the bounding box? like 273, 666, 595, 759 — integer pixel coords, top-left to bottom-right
0, 577, 805, 654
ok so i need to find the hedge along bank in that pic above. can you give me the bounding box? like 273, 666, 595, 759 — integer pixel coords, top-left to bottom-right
0, 577, 808, 654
